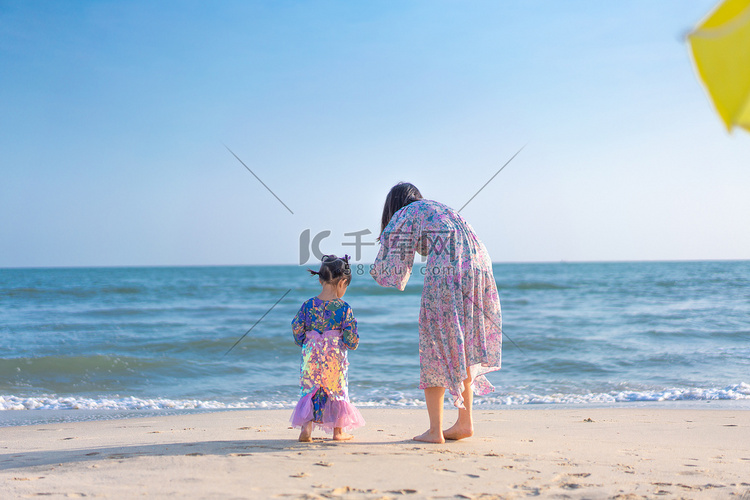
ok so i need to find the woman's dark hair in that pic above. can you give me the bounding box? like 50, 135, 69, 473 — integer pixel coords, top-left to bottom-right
308, 254, 352, 285
380, 182, 423, 237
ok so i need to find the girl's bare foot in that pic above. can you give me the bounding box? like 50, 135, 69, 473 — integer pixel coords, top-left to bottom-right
443, 422, 473, 441
413, 429, 445, 444
298, 422, 313, 442
332, 431, 354, 441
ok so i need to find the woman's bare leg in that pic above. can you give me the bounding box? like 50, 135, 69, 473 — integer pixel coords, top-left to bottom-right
443, 374, 474, 440
413, 387, 446, 443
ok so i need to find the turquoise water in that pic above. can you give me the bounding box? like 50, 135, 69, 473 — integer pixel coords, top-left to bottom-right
1, 261, 749, 423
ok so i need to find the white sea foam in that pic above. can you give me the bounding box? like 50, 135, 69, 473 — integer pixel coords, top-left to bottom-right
0, 395, 292, 411
477, 382, 750, 406
2, 383, 748, 411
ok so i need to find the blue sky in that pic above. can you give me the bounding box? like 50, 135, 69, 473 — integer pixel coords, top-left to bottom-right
1, 1, 747, 267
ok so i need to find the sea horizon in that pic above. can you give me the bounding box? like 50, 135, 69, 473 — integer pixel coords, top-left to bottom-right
3, 257, 750, 271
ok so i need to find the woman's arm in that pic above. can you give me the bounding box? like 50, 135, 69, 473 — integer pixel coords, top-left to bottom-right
371, 208, 419, 291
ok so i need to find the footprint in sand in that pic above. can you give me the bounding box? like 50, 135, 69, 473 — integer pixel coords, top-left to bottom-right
676, 484, 697, 490
616, 464, 635, 474
517, 486, 541, 496
561, 483, 582, 490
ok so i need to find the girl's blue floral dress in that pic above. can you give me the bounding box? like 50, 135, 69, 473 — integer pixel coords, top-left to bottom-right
289, 297, 365, 433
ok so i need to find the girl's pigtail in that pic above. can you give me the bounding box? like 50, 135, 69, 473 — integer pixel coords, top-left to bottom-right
309, 254, 351, 283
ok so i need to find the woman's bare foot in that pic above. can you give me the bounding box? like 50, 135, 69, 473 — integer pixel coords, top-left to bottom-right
298, 422, 313, 442
413, 429, 445, 444
443, 422, 474, 441
332, 430, 354, 441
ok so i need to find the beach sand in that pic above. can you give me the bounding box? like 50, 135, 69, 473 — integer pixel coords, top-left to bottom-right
1, 408, 749, 499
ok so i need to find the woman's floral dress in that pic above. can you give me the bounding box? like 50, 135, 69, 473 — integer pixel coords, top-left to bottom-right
371, 199, 502, 407
289, 297, 365, 432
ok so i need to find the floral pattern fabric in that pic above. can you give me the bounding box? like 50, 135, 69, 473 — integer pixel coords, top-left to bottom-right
371, 199, 502, 407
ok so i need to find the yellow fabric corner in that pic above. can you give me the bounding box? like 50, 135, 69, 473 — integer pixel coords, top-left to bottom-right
688, 0, 750, 132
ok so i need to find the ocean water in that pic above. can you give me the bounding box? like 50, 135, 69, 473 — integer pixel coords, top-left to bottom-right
1, 261, 750, 425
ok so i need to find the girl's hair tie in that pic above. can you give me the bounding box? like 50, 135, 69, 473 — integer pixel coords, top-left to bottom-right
308, 254, 353, 283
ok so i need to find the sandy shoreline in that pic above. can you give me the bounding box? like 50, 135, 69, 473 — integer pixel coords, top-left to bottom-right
1, 408, 749, 499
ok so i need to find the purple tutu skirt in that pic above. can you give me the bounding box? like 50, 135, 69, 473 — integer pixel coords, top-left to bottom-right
289, 392, 365, 433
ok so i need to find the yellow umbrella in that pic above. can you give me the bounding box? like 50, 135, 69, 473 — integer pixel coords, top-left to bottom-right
688, 0, 750, 132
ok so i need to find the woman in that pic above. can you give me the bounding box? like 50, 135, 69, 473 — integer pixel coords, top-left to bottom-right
371, 182, 503, 443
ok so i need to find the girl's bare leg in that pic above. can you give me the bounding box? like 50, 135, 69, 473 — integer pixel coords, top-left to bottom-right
414, 387, 446, 443
298, 421, 313, 442
333, 427, 354, 441
443, 373, 474, 440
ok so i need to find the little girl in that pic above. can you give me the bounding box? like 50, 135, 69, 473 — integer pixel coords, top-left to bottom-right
290, 254, 365, 442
